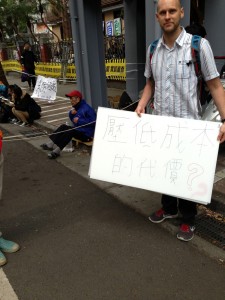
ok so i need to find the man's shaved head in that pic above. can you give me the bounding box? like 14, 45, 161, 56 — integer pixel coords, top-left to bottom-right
157, 0, 181, 12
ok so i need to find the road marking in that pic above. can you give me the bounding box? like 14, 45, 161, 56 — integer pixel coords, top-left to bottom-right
47, 117, 68, 123
0, 269, 19, 300
41, 106, 71, 114
41, 112, 68, 119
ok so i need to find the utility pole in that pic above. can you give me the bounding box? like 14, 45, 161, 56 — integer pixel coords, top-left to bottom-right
68, 0, 107, 109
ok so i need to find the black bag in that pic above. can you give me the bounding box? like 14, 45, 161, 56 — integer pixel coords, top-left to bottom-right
118, 91, 138, 112
21, 71, 29, 82
0, 105, 11, 123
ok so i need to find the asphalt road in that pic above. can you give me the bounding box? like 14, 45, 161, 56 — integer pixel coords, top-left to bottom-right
1, 73, 225, 299
0, 126, 225, 299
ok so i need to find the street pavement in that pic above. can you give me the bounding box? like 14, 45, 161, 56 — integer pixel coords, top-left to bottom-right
1, 135, 225, 299
0, 73, 224, 299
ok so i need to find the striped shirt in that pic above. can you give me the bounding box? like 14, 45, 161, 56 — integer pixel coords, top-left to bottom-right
144, 28, 219, 119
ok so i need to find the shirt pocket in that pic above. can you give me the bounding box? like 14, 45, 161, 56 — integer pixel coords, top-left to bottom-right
175, 61, 190, 79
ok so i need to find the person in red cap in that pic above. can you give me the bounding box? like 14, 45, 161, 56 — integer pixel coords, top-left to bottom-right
0, 130, 20, 266
40, 90, 96, 159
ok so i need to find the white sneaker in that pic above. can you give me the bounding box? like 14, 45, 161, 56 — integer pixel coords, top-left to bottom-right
14, 120, 22, 125
20, 122, 28, 127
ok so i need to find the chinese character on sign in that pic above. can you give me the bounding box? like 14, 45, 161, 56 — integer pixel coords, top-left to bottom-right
106, 21, 114, 36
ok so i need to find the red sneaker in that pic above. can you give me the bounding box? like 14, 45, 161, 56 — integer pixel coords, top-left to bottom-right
177, 224, 195, 242
148, 208, 178, 223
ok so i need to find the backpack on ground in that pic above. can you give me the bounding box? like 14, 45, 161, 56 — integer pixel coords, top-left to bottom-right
118, 91, 138, 112
149, 35, 211, 107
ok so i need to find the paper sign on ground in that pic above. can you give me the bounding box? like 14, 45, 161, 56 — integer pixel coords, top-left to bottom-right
32, 75, 57, 101
89, 107, 220, 205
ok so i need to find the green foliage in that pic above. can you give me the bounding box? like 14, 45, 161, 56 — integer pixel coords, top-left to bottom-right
0, 0, 64, 41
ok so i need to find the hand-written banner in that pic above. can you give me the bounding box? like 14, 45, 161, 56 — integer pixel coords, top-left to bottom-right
89, 107, 221, 205
32, 75, 57, 101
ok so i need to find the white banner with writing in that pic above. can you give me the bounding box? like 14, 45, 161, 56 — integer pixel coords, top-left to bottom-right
89, 107, 220, 205
32, 75, 57, 101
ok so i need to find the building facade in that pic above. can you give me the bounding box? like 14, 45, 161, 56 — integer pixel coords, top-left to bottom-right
69, 0, 225, 108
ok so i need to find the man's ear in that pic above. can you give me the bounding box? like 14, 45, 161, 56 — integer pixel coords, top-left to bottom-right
180, 7, 184, 19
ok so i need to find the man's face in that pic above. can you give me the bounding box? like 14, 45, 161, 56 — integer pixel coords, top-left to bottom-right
70, 96, 80, 106
24, 43, 30, 50
156, 0, 184, 34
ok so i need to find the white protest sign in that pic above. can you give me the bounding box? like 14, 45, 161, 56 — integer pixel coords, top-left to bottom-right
32, 75, 57, 101
89, 107, 221, 205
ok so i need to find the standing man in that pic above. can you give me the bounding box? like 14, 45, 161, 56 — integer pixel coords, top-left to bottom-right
136, 0, 225, 241
21, 42, 38, 90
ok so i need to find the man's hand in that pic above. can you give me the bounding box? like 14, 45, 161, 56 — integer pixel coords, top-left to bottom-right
73, 117, 79, 123
135, 103, 145, 117
71, 109, 77, 115
217, 123, 225, 143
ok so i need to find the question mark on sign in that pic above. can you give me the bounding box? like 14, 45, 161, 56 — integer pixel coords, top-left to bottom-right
187, 163, 204, 191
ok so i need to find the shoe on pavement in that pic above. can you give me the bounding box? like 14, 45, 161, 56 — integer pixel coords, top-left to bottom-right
14, 120, 22, 125
0, 250, 7, 266
0, 237, 20, 253
148, 208, 178, 223
20, 122, 29, 127
40, 143, 53, 151
48, 151, 60, 159
9, 118, 17, 124
177, 224, 195, 242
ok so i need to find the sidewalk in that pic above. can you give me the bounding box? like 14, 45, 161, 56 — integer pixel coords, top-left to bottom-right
4, 73, 225, 262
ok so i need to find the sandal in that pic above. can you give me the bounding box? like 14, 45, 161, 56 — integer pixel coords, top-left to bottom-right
40, 143, 53, 151
48, 152, 60, 159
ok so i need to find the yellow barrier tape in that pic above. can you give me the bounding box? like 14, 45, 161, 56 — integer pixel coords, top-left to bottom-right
2, 59, 126, 81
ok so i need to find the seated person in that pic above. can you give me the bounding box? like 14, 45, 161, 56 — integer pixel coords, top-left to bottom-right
0, 85, 19, 123
11, 84, 41, 126
0, 81, 8, 98
40, 90, 96, 159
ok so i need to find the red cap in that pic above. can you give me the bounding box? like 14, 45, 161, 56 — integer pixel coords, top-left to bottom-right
65, 90, 82, 99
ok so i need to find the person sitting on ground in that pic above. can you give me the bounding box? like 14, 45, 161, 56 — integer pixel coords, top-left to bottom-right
11, 84, 41, 126
0, 81, 8, 99
40, 90, 96, 159
0, 85, 18, 123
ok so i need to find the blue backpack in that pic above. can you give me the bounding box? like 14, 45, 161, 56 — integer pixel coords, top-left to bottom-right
150, 35, 209, 106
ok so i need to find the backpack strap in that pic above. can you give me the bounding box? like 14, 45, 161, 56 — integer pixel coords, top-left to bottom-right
191, 35, 208, 106
150, 39, 159, 63
191, 35, 202, 78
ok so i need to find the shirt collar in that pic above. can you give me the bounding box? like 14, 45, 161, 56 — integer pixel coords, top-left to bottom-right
159, 26, 186, 48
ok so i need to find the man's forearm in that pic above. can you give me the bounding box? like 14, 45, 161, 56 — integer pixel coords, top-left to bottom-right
207, 78, 225, 119
139, 78, 155, 108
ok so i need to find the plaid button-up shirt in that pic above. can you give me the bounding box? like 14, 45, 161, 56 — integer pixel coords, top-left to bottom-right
144, 28, 219, 119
